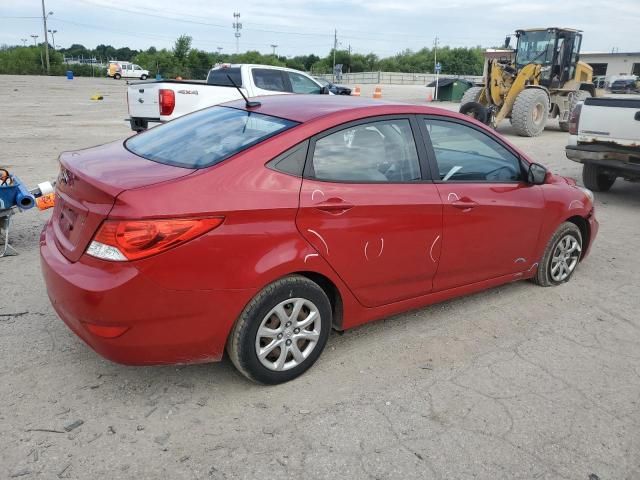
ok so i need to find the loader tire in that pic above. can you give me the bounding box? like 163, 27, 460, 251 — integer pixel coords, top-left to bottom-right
512, 89, 549, 137
460, 86, 484, 105
559, 90, 591, 132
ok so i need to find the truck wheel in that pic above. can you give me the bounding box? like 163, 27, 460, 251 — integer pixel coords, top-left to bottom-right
583, 164, 616, 192
533, 222, 582, 287
227, 275, 332, 384
460, 86, 484, 105
512, 89, 549, 137
114, 73, 121, 80
559, 91, 591, 132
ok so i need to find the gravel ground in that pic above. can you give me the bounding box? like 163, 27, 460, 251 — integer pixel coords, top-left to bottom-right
1, 74, 639, 480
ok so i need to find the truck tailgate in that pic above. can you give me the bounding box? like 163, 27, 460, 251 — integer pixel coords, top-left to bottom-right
579, 97, 640, 147
127, 82, 160, 119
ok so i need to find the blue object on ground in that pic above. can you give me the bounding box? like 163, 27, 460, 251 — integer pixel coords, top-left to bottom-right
66, 70, 74, 80
0, 175, 36, 211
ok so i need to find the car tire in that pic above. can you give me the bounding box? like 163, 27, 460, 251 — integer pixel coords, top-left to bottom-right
227, 275, 332, 384
582, 163, 616, 192
459, 101, 489, 125
140, 74, 148, 80
559, 90, 591, 132
533, 222, 582, 287
512, 89, 549, 137
114, 73, 121, 80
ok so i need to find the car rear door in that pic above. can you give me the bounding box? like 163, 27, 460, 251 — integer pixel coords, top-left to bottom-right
296, 116, 442, 308
250, 68, 292, 96
419, 117, 545, 291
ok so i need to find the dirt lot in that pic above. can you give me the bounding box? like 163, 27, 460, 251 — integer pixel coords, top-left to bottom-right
1, 74, 639, 480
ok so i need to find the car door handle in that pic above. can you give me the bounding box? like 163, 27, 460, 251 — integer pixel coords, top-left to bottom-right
314, 198, 354, 214
451, 199, 478, 211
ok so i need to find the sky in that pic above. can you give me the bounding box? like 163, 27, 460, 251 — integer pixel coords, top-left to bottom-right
1, 0, 639, 58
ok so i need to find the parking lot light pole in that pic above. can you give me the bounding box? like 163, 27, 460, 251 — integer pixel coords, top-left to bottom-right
48, 29, 57, 49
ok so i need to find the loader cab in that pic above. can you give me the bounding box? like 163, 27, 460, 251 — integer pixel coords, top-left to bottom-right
515, 28, 583, 88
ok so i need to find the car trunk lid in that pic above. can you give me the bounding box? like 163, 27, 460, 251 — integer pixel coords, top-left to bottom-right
53, 141, 193, 262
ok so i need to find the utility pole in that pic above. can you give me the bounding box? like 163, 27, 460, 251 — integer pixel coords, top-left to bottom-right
271, 44, 278, 56
41, 0, 53, 75
21, 38, 27, 47
48, 29, 57, 49
332, 29, 337, 82
233, 12, 242, 54
30, 34, 38, 46
217, 47, 223, 54
348, 44, 352, 73
433, 35, 439, 101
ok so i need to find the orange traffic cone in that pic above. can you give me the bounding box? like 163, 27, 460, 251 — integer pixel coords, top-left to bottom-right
352, 85, 361, 96
373, 86, 382, 99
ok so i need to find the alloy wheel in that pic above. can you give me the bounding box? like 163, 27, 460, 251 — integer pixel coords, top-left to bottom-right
255, 298, 321, 371
550, 234, 581, 282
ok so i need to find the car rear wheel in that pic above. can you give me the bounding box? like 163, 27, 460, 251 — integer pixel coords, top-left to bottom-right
533, 222, 582, 287
583, 163, 616, 192
227, 275, 331, 384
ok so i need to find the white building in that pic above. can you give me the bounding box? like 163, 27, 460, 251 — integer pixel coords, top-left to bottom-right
579, 52, 640, 77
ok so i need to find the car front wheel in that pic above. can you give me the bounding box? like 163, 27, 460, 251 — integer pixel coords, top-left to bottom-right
533, 222, 582, 287
227, 275, 332, 384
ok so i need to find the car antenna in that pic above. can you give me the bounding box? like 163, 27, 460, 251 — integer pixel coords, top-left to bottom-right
226, 74, 261, 108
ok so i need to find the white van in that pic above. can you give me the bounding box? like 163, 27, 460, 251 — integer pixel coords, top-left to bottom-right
108, 61, 149, 80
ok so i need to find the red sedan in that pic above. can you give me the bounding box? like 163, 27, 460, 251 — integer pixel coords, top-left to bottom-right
41, 95, 598, 384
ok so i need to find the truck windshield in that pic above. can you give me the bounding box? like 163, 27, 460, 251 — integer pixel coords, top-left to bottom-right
126, 106, 298, 169
207, 68, 242, 86
516, 31, 556, 67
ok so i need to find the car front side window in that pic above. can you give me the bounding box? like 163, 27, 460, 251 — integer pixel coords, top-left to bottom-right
424, 119, 523, 182
310, 119, 421, 183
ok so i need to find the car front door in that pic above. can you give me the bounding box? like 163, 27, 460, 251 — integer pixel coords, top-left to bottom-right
296, 117, 442, 308
420, 117, 545, 291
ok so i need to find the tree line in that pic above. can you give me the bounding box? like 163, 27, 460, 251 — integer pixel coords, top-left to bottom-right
0, 35, 486, 78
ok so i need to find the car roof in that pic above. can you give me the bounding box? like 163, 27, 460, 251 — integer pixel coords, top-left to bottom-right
222, 94, 459, 123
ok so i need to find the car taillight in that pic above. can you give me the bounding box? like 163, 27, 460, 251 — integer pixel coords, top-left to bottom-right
159, 89, 175, 116
86, 217, 224, 261
568, 102, 582, 135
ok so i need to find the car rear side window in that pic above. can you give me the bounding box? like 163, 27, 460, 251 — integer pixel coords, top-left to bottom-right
310, 119, 421, 183
207, 68, 242, 86
423, 119, 522, 182
126, 107, 298, 169
253, 69, 288, 92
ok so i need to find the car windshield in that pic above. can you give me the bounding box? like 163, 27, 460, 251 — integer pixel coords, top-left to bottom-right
126, 106, 298, 169
515, 30, 555, 67
315, 78, 329, 86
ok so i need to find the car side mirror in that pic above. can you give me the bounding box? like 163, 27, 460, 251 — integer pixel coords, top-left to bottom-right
320, 86, 330, 95
527, 163, 547, 185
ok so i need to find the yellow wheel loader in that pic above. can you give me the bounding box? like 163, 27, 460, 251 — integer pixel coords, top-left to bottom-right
460, 28, 595, 137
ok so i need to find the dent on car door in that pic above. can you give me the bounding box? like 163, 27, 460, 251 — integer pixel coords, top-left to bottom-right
420, 118, 545, 291
296, 117, 442, 308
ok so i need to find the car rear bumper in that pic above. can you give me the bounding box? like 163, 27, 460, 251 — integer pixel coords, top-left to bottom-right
40, 221, 254, 365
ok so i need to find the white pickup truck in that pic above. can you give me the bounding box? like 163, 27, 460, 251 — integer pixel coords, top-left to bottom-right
126, 64, 329, 132
565, 96, 640, 191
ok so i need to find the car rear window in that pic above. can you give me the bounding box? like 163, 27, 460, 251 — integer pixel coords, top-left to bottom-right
207, 68, 242, 86
125, 106, 298, 169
